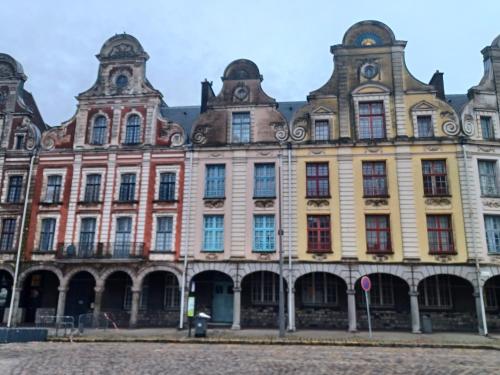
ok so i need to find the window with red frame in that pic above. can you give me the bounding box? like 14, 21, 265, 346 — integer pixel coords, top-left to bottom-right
306, 163, 329, 197
307, 215, 331, 252
422, 160, 449, 196
427, 215, 454, 254
365, 215, 391, 253
358, 101, 385, 140
362, 161, 387, 197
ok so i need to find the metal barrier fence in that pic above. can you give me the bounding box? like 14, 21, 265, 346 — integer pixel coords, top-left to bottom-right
77, 312, 115, 333
36, 315, 75, 337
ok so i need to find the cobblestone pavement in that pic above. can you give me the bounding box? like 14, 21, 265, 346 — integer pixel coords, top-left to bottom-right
0, 342, 499, 375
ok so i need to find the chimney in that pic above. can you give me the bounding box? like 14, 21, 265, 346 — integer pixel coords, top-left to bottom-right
429, 70, 445, 101
200, 79, 214, 114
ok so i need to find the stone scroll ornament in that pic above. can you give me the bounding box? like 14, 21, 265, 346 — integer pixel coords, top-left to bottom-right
41, 126, 67, 151
18, 117, 41, 151
290, 116, 308, 142
159, 122, 185, 146
462, 115, 475, 137
272, 122, 289, 142
192, 124, 211, 145
442, 121, 460, 136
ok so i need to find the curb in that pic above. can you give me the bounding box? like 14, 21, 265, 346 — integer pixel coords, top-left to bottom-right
47, 336, 500, 351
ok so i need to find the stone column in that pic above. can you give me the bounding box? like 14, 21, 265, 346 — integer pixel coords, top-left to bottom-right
7, 287, 22, 326
288, 288, 296, 332
473, 289, 487, 335
347, 289, 357, 332
231, 286, 241, 330
409, 290, 421, 333
129, 288, 141, 328
55, 287, 68, 323
93, 285, 104, 325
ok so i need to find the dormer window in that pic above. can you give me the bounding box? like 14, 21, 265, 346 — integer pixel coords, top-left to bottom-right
314, 120, 329, 141
14, 135, 25, 150
232, 112, 250, 143
125, 114, 141, 144
92, 115, 107, 145
481, 116, 494, 140
417, 116, 434, 138
116, 74, 129, 89
358, 101, 385, 140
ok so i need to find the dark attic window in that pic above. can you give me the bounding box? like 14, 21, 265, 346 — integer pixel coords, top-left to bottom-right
116, 74, 129, 88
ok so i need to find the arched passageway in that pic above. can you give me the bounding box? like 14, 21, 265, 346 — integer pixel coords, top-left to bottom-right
65, 271, 96, 322
101, 271, 134, 327
20, 270, 60, 323
0, 271, 13, 324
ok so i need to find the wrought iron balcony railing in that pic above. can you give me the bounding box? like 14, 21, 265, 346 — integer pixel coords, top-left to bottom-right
56, 242, 145, 259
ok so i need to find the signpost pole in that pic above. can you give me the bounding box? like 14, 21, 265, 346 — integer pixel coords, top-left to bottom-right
364, 290, 372, 338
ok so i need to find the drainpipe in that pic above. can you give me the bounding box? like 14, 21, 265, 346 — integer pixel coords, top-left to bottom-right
462, 143, 488, 335
179, 145, 193, 329
287, 142, 295, 331
277, 151, 285, 338
7, 146, 37, 327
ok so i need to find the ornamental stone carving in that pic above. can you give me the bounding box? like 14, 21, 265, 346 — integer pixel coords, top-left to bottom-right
204, 199, 225, 208
0, 62, 14, 77
290, 116, 308, 142
41, 126, 68, 151
307, 199, 330, 207
442, 121, 459, 136
159, 122, 184, 146
365, 198, 388, 207
462, 115, 475, 136
254, 199, 274, 208
425, 197, 451, 206
192, 124, 211, 145
272, 122, 289, 142
483, 199, 500, 208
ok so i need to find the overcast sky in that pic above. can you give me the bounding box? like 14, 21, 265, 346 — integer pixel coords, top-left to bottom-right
1, 0, 499, 126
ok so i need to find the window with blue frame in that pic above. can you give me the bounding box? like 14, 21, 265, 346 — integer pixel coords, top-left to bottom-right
205, 165, 225, 198
6, 175, 23, 203
125, 114, 141, 144
203, 215, 224, 251
155, 216, 173, 252
485, 215, 500, 254
159, 172, 176, 201
119, 173, 136, 202
92, 116, 107, 145
79, 218, 96, 255
254, 164, 275, 198
39, 218, 56, 251
231, 112, 250, 143
253, 215, 275, 252
115, 217, 132, 257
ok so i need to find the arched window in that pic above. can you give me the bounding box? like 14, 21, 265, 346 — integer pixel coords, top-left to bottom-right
125, 114, 141, 144
92, 115, 107, 145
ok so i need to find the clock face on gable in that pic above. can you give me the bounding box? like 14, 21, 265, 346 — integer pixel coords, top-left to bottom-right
234, 85, 249, 101
361, 63, 379, 80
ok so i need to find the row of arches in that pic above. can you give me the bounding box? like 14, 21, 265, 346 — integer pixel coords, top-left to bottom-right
1, 265, 500, 332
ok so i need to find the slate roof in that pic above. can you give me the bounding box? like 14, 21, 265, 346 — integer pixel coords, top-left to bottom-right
22, 89, 47, 131
445, 94, 469, 115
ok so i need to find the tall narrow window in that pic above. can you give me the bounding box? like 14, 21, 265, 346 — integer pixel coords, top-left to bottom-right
125, 114, 141, 144
254, 164, 275, 198
481, 116, 494, 140
15, 135, 25, 150
79, 218, 96, 256
417, 115, 433, 137
485, 215, 500, 254
45, 175, 62, 203
478, 160, 499, 197
231, 112, 250, 143
365, 215, 391, 253
301, 273, 338, 306
39, 218, 56, 251
119, 173, 136, 202
0, 218, 15, 252
362, 161, 387, 197
427, 215, 454, 254
205, 165, 225, 198
358, 274, 394, 307
251, 272, 279, 305
159, 172, 176, 201
418, 275, 452, 308
114, 217, 132, 257
155, 217, 173, 252
84, 174, 101, 202
306, 162, 329, 198
253, 215, 275, 252
307, 215, 331, 253
203, 215, 224, 252
314, 120, 329, 141
422, 160, 448, 196
92, 115, 107, 145
358, 101, 385, 140
164, 274, 180, 308
6, 175, 23, 203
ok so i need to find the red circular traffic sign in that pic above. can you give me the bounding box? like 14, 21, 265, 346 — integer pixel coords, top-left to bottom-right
360, 276, 371, 292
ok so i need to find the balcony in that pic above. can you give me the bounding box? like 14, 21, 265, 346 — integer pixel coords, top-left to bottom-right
56, 242, 145, 260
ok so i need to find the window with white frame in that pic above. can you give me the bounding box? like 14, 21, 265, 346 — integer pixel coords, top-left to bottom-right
155, 216, 173, 252
202, 215, 223, 252
358, 101, 385, 140
231, 112, 250, 143
250, 272, 279, 305
119, 173, 136, 202
39, 218, 56, 251
417, 115, 434, 138
79, 218, 96, 256
114, 217, 132, 257
478, 160, 499, 197
84, 174, 101, 202
0, 218, 16, 252
253, 215, 275, 252
314, 120, 329, 141
92, 115, 107, 145
159, 172, 176, 201
125, 114, 141, 144
300, 273, 338, 306
254, 163, 275, 198
481, 116, 494, 140
205, 165, 225, 198
44, 175, 62, 203
418, 275, 452, 309
485, 215, 500, 254
6, 175, 23, 203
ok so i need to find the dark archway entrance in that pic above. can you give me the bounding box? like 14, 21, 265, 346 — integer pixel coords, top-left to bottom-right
65, 271, 96, 321
20, 270, 60, 323
102, 271, 133, 327
295, 272, 348, 329
418, 274, 476, 332
190, 271, 233, 324
484, 275, 500, 332
0, 271, 13, 324
241, 271, 288, 328
138, 271, 180, 327
355, 273, 411, 331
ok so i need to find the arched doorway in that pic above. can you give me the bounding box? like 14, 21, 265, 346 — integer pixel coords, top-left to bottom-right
484, 275, 500, 332
355, 273, 411, 331
20, 270, 60, 324
190, 271, 233, 325
0, 270, 13, 324
240, 271, 287, 328
65, 271, 96, 322
101, 271, 134, 327
295, 272, 347, 329
418, 274, 475, 331
138, 271, 180, 327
